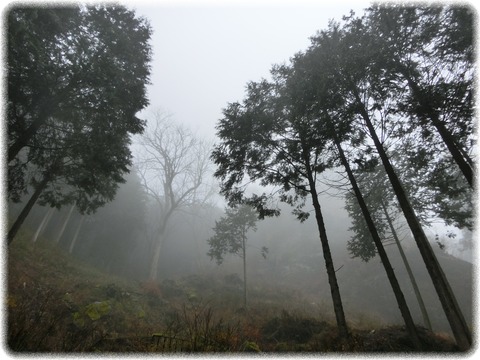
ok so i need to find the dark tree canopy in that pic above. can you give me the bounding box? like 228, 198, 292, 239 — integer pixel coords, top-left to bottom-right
7, 5, 152, 211
212, 3, 474, 348
7, 5, 152, 243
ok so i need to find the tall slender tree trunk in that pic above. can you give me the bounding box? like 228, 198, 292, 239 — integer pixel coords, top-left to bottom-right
304, 161, 349, 339
55, 203, 75, 243
32, 207, 54, 243
356, 95, 471, 350
430, 116, 473, 187
329, 121, 422, 349
380, 200, 432, 331
401, 69, 473, 187
69, 215, 85, 254
8, 174, 51, 244
457, 143, 474, 168
242, 230, 247, 309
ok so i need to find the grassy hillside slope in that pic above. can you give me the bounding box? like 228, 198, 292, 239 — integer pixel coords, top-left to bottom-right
6, 229, 462, 353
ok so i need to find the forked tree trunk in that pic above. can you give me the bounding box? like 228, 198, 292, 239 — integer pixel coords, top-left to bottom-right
380, 200, 432, 331
329, 122, 422, 349
355, 95, 471, 350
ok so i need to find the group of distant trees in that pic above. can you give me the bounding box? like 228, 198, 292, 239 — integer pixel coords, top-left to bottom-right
211, 4, 473, 350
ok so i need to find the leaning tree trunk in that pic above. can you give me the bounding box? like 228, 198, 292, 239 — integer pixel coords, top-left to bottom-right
401, 69, 474, 188
304, 162, 349, 339
69, 215, 85, 254
355, 94, 472, 350
55, 203, 75, 244
380, 200, 432, 331
330, 121, 422, 349
32, 207, 54, 243
8, 119, 44, 163
8, 173, 51, 244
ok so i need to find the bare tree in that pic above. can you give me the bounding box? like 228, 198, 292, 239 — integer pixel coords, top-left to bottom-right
135, 112, 213, 281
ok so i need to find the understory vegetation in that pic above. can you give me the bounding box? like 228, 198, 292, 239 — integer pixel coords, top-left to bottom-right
7, 230, 458, 353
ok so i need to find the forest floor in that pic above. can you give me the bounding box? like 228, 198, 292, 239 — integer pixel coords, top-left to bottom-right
6, 231, 463, 354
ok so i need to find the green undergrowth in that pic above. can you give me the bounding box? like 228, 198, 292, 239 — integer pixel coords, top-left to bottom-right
6, 230, 460, 353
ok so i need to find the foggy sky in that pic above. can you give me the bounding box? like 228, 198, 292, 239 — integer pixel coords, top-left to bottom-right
132, 0, 372, 139
128, 0, 475, 264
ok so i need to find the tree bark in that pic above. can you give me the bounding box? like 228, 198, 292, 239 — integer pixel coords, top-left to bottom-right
356, 95, 471, 350
380, 200, 432, 331
8, 174, 51, 244
304, 161, 349, 339
429, 114, 474, 187
330, 121, 422, 349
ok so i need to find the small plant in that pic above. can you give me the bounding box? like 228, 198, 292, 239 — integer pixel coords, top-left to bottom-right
7, 285, 107, 352
262, 310, 329, 345
153, 300, 242, 352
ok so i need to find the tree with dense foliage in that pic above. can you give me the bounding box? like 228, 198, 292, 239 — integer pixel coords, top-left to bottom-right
207, 204, 266, 309
7, 5, 152, 244
330, 6, 472, 349
212, 71, 350, 339
278, 32, 422, 348
364, 6, 474, 187
135, 113, 213, 281
356, 5, 474, 233
291, 5, 471, 349
213, 3, 473, 348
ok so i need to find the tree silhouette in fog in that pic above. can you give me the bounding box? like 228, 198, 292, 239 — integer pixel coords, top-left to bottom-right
136, 112, 213, 281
